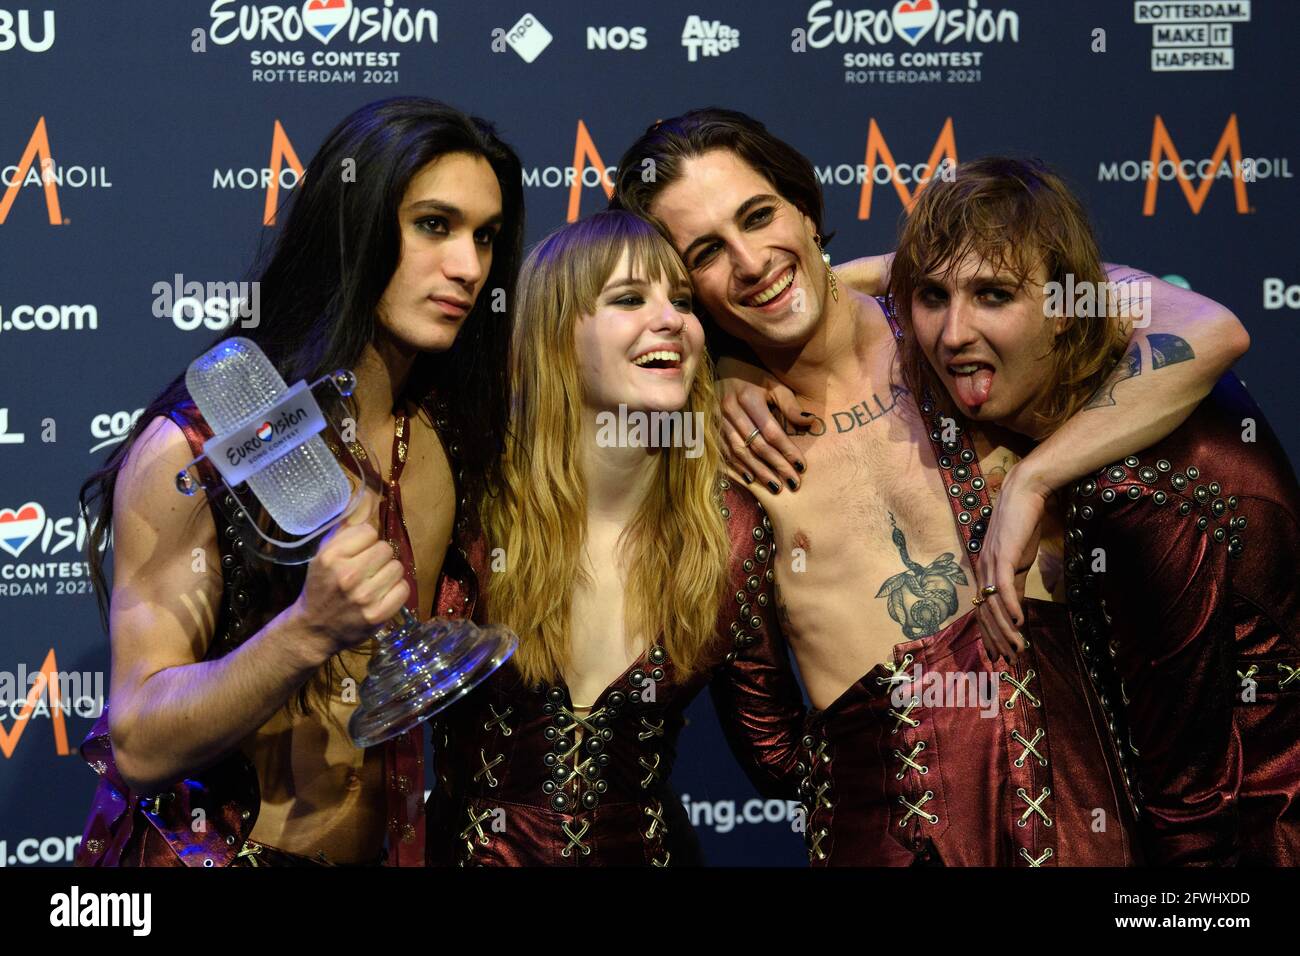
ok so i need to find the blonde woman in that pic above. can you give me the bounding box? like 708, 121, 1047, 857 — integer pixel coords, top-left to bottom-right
425, 210, 805, 866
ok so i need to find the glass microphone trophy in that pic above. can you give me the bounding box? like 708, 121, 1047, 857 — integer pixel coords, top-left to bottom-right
174, 337, 517, 747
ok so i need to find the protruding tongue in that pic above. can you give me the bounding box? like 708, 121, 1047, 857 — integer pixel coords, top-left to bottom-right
953, 366, 994, 409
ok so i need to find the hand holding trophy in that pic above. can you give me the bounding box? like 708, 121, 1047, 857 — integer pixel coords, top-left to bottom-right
175, 336, 516, 747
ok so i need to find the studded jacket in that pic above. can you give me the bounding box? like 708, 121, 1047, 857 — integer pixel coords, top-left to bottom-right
74, 396, 458, 867
796, 389, 1143, 867
1064, 374, 1300, 866
424, 482, 806, 866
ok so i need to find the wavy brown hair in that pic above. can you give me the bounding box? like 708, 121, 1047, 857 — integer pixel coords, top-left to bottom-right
482, 211, 730, 687
888, 156, 1129, 432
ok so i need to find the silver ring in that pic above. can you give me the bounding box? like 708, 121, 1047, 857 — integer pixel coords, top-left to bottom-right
743, 427, 761, 448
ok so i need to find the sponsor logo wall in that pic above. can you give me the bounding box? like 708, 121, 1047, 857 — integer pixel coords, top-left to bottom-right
0, 0, 1295, 866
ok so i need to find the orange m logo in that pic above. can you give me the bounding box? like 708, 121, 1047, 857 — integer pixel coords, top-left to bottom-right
858, 117, 958, 219
0, 116, 64, 225
264, 119, 304, 226
567, 119, 614, 223
1144, 114, 1249, 215
0, 649, 71, 758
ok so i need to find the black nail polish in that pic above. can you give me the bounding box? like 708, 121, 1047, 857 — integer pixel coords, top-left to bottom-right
800, 412, 813, 418
786, 478, 798, 491
793, 460, 806, 474
767, 481, 780, 494
742, 472, 753, 484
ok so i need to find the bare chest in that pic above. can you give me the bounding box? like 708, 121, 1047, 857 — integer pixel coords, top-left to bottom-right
752, 388, 978, 707
365, 414, 456, 621
566, 531, 641, 708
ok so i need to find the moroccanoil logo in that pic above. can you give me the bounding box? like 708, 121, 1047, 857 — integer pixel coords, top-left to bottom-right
211, 119, 305, 226
521, 120, 615, 223
0, 117, 113, 225
1099, 114, 1294, 216
0, 650, 106, 758
816, 117, 958, 219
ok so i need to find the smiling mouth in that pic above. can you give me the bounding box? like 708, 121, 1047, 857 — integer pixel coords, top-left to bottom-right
744, 266, 795, 307
632, 349, 683, 371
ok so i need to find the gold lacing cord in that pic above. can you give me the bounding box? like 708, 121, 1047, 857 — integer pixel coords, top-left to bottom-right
809, 827, 829, 862
551, 704, 607, 790
475, 749, 503, 789
642, 799, 671, 866
888, 695, 937, 834
639, 753, 662, 789
235, 839, 332, 867
644, 801, 667, 840
552, 755, 598, 790
637, 717, 665, 741
811, 780, 833, 811
800, 734, 834, 863
460, 807, 493, 847
898, 790, 938, 827
1001, 669, 1042, 709
1280, 663, 1300, 689
557, 704, 605, 739
889, 696, 921, 733
875, 653, 915, 688
484, 704, 514, 735
1238, 664, 1259, 682
235, 840, 263, 867
1012, 728, 1047, 768
1020, 846, 1053, 867
894, 740, 928, 780
1016, 786, 1054, 828
561, 820, 592, 858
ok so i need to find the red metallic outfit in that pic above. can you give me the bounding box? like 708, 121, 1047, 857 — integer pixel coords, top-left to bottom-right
797, 387, 1142, 866
424, 482, 806, 866
1065, 373, 1300, 865
74, 396, 444, 867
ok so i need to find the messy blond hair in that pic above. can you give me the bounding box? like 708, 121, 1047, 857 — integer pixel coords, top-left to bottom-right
481, 210, 729, 686
889, 157, 1130, 432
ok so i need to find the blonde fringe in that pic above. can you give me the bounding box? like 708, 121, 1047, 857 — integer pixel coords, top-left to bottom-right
481, 212, 730, 687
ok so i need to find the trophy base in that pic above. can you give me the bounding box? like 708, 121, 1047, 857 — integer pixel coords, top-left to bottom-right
348, 618, 518, 748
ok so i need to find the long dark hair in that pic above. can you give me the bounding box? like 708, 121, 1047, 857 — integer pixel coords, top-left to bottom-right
80, 97, 524, 650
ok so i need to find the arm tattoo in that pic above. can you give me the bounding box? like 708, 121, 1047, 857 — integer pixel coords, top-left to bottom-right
1106, 268, 1156, 285
1082, 334, 1196, 411
1082, 341, 1142, 410
1149, 333, 1196, 369
874, 512, 968, 639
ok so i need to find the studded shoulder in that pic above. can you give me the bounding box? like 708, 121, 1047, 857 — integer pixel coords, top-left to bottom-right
718, 480, 776, 660
1069, 454, 1247, 558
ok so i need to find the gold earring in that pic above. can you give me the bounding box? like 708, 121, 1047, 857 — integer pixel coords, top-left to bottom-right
815, 234, 839, 302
